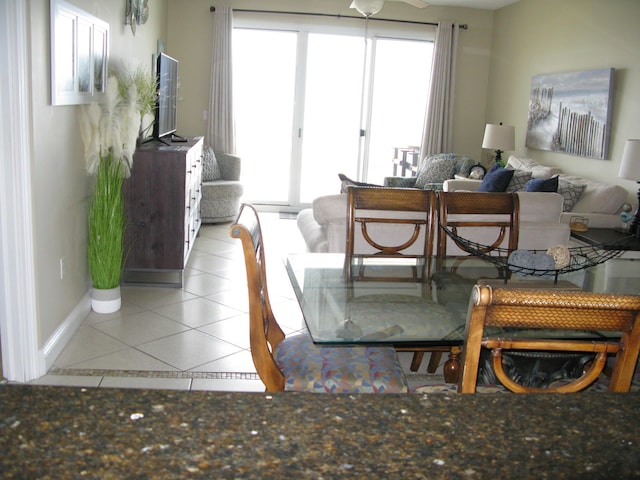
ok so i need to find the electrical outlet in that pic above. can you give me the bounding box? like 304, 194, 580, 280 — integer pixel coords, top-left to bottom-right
59, 257, 65, 280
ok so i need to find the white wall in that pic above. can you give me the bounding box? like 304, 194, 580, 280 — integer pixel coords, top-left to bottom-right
167, 0, 494, 160
486, 0, 640, 206
28, 0, 167, 346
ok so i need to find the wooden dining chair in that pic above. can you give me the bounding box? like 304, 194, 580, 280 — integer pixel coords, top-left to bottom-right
459, 284, 640, 393
344, 186, 447, 373
229, 203, 408, 393
345, 186, 436, 282
436, 191, 520, 261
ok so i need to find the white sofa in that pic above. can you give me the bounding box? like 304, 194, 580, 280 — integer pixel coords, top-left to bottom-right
296, 190, 570, 256
444, 155, 628, 229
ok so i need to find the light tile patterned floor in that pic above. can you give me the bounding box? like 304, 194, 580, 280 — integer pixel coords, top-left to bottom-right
31, 213, 444, 391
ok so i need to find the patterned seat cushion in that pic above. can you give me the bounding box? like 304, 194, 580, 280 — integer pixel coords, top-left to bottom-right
274, 333, 408, 393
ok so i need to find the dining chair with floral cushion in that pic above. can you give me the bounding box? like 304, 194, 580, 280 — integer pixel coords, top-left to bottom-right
229, 203, 408, 393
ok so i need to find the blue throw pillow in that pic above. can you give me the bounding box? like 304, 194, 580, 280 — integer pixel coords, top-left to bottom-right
477, 163, 515, 192
523, 175, 559, 192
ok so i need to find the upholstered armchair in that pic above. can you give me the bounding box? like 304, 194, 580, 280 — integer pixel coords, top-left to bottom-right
384, 153, 480, 191
200, 145, 244, 223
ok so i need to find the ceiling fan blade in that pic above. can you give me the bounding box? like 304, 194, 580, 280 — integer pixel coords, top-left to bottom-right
394, 0, 430, 7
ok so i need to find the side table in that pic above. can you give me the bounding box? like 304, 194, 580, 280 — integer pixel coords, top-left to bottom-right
570, 227, 640, 260
570, 227, 640, 249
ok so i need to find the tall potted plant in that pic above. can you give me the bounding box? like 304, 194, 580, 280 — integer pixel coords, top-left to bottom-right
79, 75, 142, 313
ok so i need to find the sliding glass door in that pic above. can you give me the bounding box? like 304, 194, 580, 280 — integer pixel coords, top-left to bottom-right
233, 26, 433, 208
365, 38, 433, 185
233, 29, 297, 203
298, 34, 365, 204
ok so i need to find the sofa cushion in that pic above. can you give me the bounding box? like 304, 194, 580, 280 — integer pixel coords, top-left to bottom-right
557, 178, 586, 211
505, 168, 533, 192
516, 192, 564, 222
524, 175, 558, 192
506, 155, 563, 179
571, 184, 629, 215
202, 145, 221, 181
415, 156, 457, 188
478, 163, 514, 192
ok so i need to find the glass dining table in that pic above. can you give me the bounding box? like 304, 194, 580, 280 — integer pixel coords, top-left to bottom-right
285, 253, 640, 349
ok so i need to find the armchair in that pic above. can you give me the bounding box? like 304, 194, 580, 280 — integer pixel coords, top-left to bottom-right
201, 146, 244, 223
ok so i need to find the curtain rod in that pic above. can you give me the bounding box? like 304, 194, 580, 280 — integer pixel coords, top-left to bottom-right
209, 7, 468, 29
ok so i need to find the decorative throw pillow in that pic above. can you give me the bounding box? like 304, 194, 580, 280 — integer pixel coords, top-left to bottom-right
415, 157, 457, 188
454, 156, 477, 177
523, 175, 559, 192
477, 163, 515, 192
338, 173, 380, 193
505, 168, 533, 193
202, 145, 221, 181
557, 178, 586, 211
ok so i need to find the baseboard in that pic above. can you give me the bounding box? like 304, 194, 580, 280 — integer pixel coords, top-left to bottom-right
41, 291, 92, 373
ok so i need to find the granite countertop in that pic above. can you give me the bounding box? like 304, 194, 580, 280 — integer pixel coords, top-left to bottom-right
1, 385, 639, 478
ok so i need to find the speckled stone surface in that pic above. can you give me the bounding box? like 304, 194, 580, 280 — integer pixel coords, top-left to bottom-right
1, 385, 639, 479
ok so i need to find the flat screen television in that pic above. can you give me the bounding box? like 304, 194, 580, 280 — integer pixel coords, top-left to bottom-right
153, 52, 179, 140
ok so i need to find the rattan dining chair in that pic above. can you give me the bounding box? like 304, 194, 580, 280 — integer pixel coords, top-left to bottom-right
459, 285, 640, 393
229, 203, 408, 393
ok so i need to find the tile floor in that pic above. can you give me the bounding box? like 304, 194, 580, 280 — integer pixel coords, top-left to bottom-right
30, 213, 442, 392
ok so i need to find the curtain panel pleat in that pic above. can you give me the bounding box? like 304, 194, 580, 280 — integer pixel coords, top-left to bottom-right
420, 20, 459, 160
207, 6, 236, 153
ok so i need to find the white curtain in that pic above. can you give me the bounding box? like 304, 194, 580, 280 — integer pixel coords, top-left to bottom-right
207, 6, 235, 153
419, 20, 459, 159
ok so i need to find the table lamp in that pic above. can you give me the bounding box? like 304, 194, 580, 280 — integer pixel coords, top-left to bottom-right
482, 123, 515, 165
618, 139, 640, 238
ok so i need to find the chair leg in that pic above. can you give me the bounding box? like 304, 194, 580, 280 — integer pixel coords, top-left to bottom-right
410, 350, 446, 373
409, 352, 425, 372
427, 351, 443, 373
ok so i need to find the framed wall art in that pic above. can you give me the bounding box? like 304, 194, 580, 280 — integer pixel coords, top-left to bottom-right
50, 0, 109, 105
525, 68, 614, 160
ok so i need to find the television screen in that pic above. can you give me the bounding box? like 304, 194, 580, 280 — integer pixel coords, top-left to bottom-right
153, 52, 178, 139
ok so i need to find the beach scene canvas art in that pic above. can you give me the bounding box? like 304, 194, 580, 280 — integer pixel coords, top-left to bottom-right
526, 68, 614, 160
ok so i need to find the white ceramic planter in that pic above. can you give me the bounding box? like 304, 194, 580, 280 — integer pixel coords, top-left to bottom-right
91, 286, 121, 314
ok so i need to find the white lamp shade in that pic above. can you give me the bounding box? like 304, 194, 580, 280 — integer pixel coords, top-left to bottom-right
618, 139, 640, 181
482, 124, 515, 151
350, 0, 384, 17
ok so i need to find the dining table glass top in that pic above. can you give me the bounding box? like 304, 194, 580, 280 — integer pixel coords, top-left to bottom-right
285, 253, 640, 345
